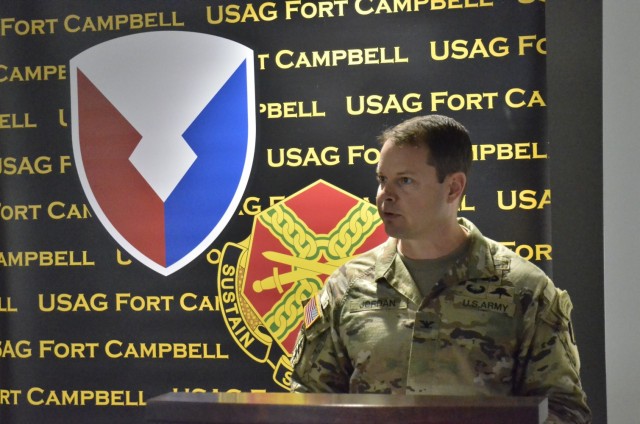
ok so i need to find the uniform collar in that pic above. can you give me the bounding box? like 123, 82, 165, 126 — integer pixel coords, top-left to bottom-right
374, 218, 506, 303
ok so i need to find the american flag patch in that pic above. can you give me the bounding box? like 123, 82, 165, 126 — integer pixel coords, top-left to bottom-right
304, 294, 323, 328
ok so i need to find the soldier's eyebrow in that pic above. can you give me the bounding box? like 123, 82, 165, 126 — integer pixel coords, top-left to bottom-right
376, 168, 415, 176
390, 170, 417, 178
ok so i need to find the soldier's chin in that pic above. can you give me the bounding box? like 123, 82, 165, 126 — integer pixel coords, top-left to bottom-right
382, 225, 403, 239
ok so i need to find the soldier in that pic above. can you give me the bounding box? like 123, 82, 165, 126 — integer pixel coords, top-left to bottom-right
290, 114, 591, 423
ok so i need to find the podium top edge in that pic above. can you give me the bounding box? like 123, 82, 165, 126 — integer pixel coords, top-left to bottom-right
148, 391, 547, 408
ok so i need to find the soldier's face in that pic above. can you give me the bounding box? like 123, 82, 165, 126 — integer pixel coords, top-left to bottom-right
375, 142, 450, 241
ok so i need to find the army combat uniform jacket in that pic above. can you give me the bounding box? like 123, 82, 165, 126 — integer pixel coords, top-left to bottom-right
291, 218, 591, 424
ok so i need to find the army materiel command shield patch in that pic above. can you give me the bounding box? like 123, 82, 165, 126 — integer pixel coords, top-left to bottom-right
70, 31, 255, 276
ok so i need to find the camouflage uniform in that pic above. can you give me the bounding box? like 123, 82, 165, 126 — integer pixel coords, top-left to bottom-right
291, 218, 591, 424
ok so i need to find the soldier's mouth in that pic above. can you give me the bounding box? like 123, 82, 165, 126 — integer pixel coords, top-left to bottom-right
381, 211, 401, 219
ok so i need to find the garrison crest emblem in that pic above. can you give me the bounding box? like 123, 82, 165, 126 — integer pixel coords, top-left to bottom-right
70, 31, 255, 276
217, 180, 387, 389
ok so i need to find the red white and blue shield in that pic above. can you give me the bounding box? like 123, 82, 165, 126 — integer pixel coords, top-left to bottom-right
70, 32, 255, 275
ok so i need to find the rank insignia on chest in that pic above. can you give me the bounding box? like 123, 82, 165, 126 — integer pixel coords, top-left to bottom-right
304, 294, 323, 328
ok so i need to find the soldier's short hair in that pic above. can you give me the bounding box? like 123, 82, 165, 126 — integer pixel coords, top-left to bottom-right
378, 114, 472, 183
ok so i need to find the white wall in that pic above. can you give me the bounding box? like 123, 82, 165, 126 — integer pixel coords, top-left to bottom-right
603, 2, 640, 423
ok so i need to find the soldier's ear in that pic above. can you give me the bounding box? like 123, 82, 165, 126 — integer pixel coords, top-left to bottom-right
446, 172, 466, 204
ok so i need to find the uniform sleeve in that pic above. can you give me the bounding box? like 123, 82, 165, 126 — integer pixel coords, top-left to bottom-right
516, 280, 592, 424
289, 282, 352, 393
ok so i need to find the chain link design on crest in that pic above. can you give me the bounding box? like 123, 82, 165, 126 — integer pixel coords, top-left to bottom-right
258, 200, 382, 345
327, 201, 382, 260
260, 203, 321, 260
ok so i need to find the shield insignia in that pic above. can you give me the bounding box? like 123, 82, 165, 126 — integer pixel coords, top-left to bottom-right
70, 31, 255, 275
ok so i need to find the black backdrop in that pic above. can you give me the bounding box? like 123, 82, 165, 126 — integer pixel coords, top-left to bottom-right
0, 1, 605, 423
547, 1, 604, 422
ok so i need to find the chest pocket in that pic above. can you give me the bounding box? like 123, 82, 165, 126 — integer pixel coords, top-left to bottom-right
439, 284, 519, 363
342, 298, 413, 371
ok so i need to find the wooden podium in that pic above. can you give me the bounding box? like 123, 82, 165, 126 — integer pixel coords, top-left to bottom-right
145, 392, 548, 424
